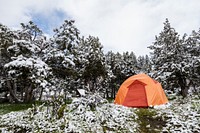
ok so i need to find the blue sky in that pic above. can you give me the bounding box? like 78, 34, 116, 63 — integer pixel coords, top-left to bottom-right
0, 0, 200, 56
31, 9, 68, 34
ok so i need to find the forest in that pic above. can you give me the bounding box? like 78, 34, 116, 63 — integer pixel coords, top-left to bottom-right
0, 19, 199, 132
0, 19, 199, 102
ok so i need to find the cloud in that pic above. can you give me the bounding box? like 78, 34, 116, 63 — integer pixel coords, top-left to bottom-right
0, 0, 200, 56
59, 0, 200, 55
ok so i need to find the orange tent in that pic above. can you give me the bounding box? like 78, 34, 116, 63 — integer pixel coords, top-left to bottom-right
114, 73, 168, 107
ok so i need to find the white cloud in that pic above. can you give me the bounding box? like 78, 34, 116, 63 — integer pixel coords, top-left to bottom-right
0, 0, 200, 56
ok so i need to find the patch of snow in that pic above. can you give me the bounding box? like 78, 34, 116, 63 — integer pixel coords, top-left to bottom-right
153, 103, 171, 109
77, 89, 86, 96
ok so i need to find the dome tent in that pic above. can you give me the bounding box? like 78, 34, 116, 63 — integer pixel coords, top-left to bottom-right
114, 73, 168, 107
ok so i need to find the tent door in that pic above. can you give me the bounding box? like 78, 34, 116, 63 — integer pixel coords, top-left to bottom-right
123, 81, 148, 107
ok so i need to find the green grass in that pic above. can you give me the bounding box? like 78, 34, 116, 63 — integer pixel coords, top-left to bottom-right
135, 108, 166, 133
107, 98, 114, 103
0, 103, 33, 115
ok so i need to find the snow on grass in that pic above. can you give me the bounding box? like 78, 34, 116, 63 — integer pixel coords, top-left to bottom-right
155, 96, 200, 133
0, 94, 199, 133
0, 94, 138, 133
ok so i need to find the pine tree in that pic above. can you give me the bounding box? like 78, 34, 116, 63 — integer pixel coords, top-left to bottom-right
149, 19, 189, 97
104, 51, 138, 98
3, 21, 50, 102
122, 52, 137, 77
0, 24, 14, 100
46, 20, 79, 79
184, 29, 200, 94
81, 36, 106, 92
104, 51, 116, 98
44, 20, 80, 97
137, 55, 151, 73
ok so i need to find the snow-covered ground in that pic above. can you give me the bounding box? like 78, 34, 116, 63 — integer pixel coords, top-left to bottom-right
155, 96, 200, 133
0, 94, 199, 133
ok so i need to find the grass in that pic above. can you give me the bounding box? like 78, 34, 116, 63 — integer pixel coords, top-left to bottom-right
0, 103, 33, 115
135, 108, 166, 133
0, 98, 73, 116
107, 98, 114, 103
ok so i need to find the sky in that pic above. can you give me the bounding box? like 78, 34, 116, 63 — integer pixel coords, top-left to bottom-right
0, 0, 200, 56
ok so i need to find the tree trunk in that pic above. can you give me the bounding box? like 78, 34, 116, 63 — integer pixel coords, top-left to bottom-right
39, 87, 44, 101
178, 77, 188, 98
24, 84, 33, 103
113, 87, 116, 99
111, 87, 114, 99
180, 85, 189, 98
7, 80, 20, 103
106, 87, 109, 98
92, 80, 95, 92
21, 86, 24, 101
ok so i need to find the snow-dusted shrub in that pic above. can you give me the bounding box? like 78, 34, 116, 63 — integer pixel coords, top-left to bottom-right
0, 93, 138, 132
155, 96, 200, 133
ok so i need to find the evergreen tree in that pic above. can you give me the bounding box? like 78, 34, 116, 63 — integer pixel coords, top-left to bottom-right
104, 51, 138, 98
149, 19, 189, 97
137, 55, 151, 73
184, 29, 200, 94
122, 52, 137, 77
137, 56, 145, 72
0, 24, 14, 99
46, 20, 79, 79
113, 52, 126, 85
45, 20, 80, 97
81, 36, 106, 92
104, 51, 116, 98
4, 21, 50, 102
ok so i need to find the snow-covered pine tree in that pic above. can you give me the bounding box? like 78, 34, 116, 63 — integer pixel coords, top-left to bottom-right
137, 56, 145, 72
104, 52, 127, 98
105, 51, 137, 98
184, 29, 200, 94
46, 20, 79, 78
0, 24, 14, 101
112, 52, 125, 83
122, 51, 137, 77
81, 36, 106, 92
137, 55, 151, 74
104, 51, 116, 98
45, 20, 80, 97
149, 19, 189, 97
71, 36, 93, 95
4, 21, 50, 102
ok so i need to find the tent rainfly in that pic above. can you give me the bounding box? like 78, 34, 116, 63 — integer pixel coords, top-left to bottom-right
114, 73, 168, 107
